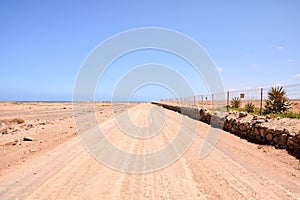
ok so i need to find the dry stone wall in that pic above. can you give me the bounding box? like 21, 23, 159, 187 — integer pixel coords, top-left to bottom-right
152, 102, 300, 152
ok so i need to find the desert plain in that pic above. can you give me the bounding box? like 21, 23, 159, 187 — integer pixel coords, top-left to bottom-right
0, 102, 299, 199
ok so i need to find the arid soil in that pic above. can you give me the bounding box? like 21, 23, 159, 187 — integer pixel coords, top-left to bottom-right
0, 102, 136, 176
0, 103, 299, 199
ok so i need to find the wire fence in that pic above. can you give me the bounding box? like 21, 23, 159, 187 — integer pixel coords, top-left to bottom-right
160, 83, 300, 114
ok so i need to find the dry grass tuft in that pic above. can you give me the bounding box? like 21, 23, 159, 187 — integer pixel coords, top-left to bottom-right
0, 118, 25, 124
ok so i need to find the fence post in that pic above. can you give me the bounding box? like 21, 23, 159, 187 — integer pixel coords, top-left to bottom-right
260, 88, 263, 115
211, 94, 214, 109
227, 91, 229, 111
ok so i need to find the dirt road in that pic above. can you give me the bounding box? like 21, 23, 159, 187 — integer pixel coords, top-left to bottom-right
0, 103, 299, 199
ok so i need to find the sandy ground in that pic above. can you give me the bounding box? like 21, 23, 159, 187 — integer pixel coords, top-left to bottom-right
0, 102, 137, 176
0, 103, 299, 199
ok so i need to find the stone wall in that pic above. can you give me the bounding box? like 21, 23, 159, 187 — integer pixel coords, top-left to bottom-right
152, 102, 300, 152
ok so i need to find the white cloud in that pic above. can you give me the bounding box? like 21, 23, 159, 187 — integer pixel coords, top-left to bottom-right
216, 67, 223, 73
295, 73, 300, 78
275, 46, 283, 50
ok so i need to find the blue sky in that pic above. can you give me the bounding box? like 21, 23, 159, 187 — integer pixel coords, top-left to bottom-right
0, 0, 299, 101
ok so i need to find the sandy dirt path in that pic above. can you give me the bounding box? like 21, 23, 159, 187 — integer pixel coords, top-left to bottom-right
0, 103, 299, 199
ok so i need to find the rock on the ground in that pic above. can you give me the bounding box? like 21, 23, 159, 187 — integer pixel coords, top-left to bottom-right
239, 112, 247, 118
23, 137, 36, 142
255, 119, 265, 124
1, 129, 9, 135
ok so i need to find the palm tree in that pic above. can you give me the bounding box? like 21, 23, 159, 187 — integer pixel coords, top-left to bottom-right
265, 86, 290, 114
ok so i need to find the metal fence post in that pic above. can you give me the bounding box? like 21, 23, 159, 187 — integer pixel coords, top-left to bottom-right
227, 91, 229, 110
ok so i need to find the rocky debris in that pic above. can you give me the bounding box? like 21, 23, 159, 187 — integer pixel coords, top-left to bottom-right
23, 137, 36, 142
255, 119, 265, 124
25, 124, 34, 130
239, 112, 247, 118
1, 129, 9, 135
29, 149, 36, 153
39, 121, 49, 126
13, 139, 21, 145
152, 102, 300, 152
266, 133, 273, 141
11, 128, 20, 133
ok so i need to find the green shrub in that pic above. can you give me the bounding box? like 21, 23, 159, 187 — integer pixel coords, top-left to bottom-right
245, 102, 255, 113
269, 112, 300, 119
231, 97, 241, 108
265, 86, 290, 114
